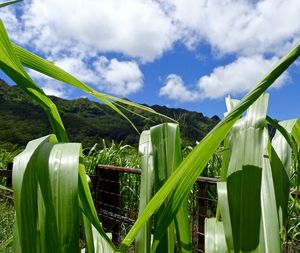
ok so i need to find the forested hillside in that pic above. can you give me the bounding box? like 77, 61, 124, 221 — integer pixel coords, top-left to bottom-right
0, 80, 219, 149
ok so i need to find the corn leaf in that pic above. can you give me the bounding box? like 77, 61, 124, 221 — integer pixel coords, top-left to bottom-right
12, 134, 115, 253
225, 93, 281, 252
82, 213, 96, 253
0, 20, 68, 142
269, 119, 300, 237
136, 130, 154, 253
210, 94, 283, 252
91, 225, 113, 253
291, 120, 300, 187
0, 0, 22, 8
260, 143, 281, 253
13, 135, 80, 252
12, 44, 176, 132
150, 123, 191, 253
117, 42, 300, 252
205, 218, 227, 253
216, 182, 233, 251
291, 120, 300, 148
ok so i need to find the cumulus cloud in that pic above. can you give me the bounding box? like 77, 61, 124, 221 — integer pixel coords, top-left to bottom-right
2, 0, 299, 101
3, 0, 177, 62
197, 55, 289, 99
6, 0, 300, 62
27, 69, 70, 98
159, 74, 199, 102
42, 83, 68, 98
160, 55, 289, 102
94, 57, 143, 96
27, 56, 143, 97
54, 57, 98, 84
165, 0, 300, 56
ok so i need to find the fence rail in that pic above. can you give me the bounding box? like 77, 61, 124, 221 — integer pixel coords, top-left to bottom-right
91, 165, 218, 252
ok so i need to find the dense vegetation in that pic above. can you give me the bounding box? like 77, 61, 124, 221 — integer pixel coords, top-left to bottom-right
0, 80, 219, 149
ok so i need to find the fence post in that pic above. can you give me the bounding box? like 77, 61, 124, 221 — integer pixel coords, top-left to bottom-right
6, 162, 13, 187
198, 181, 207, 252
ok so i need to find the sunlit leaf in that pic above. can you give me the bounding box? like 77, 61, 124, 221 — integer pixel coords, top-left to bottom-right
118, 42, 300, 252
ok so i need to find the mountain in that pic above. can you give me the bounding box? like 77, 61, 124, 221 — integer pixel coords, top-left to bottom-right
0, 80, 220, 149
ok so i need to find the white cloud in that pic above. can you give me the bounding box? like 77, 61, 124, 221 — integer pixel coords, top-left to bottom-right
42, 83, 68, 98
27, 69, 70, 98
28, 56, 143, 97
160, 55, 289, 102
2, 0, 299, 102
3, 0, 177, 62
198, 55, 288, 98
3, 0, 300, 60
164, 0, 300, 56
54, 57, 98, 84
197, 55, 289, 99
159, 74, 199, 102
94, 57, 143, 96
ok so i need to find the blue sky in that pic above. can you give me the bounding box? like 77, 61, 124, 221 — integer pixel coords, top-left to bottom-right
1, 0, 300, 120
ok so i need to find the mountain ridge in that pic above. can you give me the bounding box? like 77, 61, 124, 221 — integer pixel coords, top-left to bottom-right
0, 79, 220, 149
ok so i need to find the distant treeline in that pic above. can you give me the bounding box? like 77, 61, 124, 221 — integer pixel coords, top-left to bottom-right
0, 80, 220, 150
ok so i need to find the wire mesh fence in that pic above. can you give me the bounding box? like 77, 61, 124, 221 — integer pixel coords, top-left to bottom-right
91, 165, 218, 252
90, 166, 141, 246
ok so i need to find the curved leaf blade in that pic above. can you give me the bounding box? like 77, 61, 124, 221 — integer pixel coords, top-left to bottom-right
0, 20, 68, 142
117, 42, 300, 252
13, 136, 80, 252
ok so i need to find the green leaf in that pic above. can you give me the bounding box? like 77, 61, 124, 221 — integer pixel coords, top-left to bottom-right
225, 94, 271, 252
269, 119, 300, 237
0, 0, 22, 8
117, 41, 300, 252
222, 94, 282, 252
0, 20, 68, 142
205, 218, 227, 253
150, 123, 191, 253
82, 213, 95, 253
12, 44, 176, 132
90, 225, 113, 253
136, 130, 154, 253
291, 119, 300, 148
260, 145, 281, 253
216, 182, 233, 251
0, 184, 13, 192
12, 134, 116, 253
13, 135, 80, 252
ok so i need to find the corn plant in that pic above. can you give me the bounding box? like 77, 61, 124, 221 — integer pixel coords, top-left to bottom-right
136, 124, 191, 253
117, 45, 300, 252
205, 94, 300, 252
0, 0, 300, 251
83, 140, 139, 175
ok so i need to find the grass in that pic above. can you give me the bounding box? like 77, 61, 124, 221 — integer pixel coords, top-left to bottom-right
0, 147, 21, 169
83, 140, 139, 175
0, 199, 14, 253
